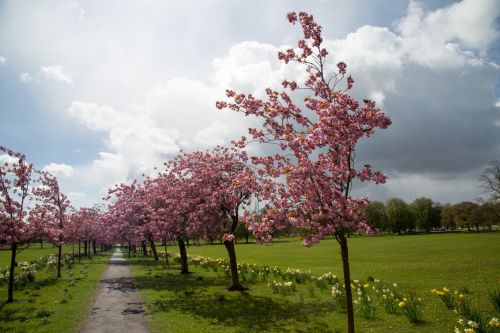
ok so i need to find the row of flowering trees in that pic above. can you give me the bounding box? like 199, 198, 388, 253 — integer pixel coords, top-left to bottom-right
0, 146, 113, 303
100, 11, 390, 333
104, 146, 259, 290
1, 12, 389, 333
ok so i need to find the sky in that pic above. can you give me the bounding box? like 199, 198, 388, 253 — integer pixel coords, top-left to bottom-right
0, 0, 499, 208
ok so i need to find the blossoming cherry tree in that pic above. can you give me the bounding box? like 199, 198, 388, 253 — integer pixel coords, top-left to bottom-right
217, 12, 391, 332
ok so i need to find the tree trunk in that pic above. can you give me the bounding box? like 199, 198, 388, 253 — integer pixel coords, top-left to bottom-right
72, 242, 75, 256
78, 241, 81, 261
84, 241, 87, 257
128, 242, 131, 258
57, 244, 62, 278
40, 240, 43, 248
149, 238, 159, 261
87, 240, 92, 259
177, 238, 189, 274
92, 240, 97, 255
245, 232, 249, 244
224, 240, 246, 291
164, 238, 169, 265
475, 224, 480, 233
141, 240, 148, 257
7, 243, 17, 303
339, 233, 355, 333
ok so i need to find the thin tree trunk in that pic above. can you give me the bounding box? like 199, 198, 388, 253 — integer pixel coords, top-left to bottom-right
149, 238, 159, 261
40, 240, 43, 248
164, 240, 169, 265
92, 240, 97, 255
339, 233, 355, 333
224, 239, 246, 291
128, 242, 131, 258
84, 241, 87, 257
57, 244, 62, 278
78, 241, 81, 262
7, 243, 17, 303
72, 242, 75, 256
177, 238, 189, 274
87, 240, 91, 259
141, 240, 148, 257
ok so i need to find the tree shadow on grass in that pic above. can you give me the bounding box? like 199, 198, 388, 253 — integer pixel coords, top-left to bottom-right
135, 268, 226, 292
0, 302, 37, 329
134, 273, 336, 332
125, 259, 166, 267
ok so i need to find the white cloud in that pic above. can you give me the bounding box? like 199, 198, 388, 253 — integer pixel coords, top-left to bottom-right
66, 100, 181, 181
67, 101, 118, 131
0, 154, 19, 166
20, 72, 35, 83
369, 91, 386, 108
194, 121, 230, 147
20, 65, 74, 85
0, 56, 6, 66
63, 74, 254, 200
396, 0, 498, 69
329, 26, 404, 72
67, 192, 86, 207
43, 163, 74, 178
39, 65, 74, 85
72, 1, 85, 22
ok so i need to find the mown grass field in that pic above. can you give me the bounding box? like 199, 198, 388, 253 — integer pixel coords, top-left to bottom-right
128, 232, 500, 333
0, 243, 74, 267
0, 244, 111, 333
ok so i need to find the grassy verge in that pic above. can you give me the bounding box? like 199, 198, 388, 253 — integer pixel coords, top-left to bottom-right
129, 233, 500, 332
0, 248, 112, 333
0, 243, 77, 267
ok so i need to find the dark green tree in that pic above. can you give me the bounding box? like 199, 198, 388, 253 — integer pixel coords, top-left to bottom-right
411, 197, 441, 232
453, 201, 477, 231
386, 198, 415, 235
364, 201, 388, 231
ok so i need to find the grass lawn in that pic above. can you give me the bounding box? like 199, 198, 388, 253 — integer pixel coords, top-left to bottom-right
0, 245, 112, 333
128, 232, 500, 333
0, 243, 76, 267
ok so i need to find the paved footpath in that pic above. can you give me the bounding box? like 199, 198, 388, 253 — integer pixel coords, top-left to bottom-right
79, 248, 149, 333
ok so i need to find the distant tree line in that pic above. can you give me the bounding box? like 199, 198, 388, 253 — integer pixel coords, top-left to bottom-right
364, 198, 498, 234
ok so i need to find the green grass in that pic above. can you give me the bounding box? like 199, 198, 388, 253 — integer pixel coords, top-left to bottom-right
0, 243, 78, 267
129, 232, 500, 333
0, 246, 112, 333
